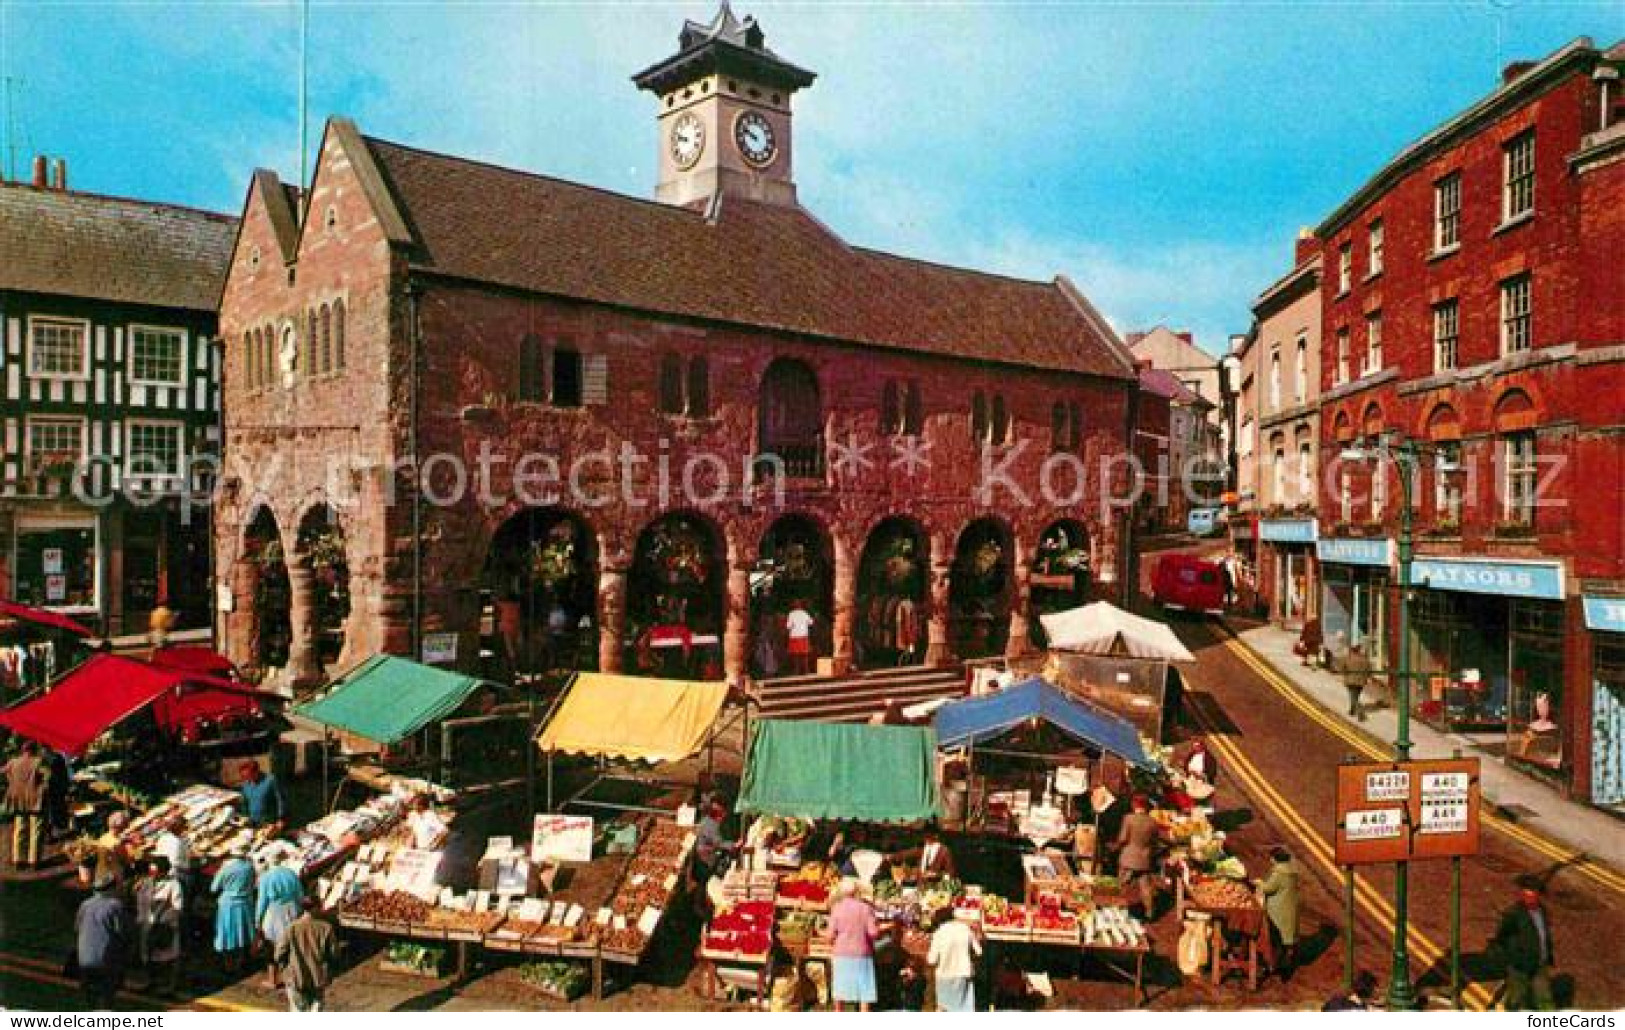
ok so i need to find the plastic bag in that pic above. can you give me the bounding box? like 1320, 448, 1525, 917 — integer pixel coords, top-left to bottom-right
1178, 916, 1210, 976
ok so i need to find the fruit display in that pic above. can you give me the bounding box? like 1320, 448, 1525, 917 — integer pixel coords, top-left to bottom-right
776, 910, 822, 943
598, 926, 647, 954
776, 861, 835, 908
1189, 876, 1256, 910
702, 900, 775, 959
1082, 906, 1146, 948
344, 889, 435, 924
983, 901, 1033, 941
423, 907, 504, 936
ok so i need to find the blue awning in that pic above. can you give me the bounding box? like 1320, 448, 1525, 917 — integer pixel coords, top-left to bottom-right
933, 677, 1155, 768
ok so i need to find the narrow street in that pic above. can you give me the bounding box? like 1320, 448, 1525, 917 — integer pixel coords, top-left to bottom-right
1171, 614, 1625, 1010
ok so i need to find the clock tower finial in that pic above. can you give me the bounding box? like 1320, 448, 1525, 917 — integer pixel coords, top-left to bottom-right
632, 6, 816, 209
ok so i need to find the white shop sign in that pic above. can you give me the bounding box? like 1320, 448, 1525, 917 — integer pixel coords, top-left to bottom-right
1345, 808, 1405, 841
1364, 770, 1411, 802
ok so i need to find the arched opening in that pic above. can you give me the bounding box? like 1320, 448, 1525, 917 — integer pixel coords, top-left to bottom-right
855, 517, 930, 669
295, 505, 350, 673
481, 508, 599, 680
629, 512, 726, 678
949, 518, 1014, 660
242, 508, 290, 676
757, 358, 823, 478
1029, 519, 1092, 647
750, 515, 834, 678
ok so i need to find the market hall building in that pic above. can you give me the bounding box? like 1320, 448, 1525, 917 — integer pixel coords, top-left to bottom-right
0, 162, 234, 638
1311, 38, 1625, 808
212, 7, 1139, 699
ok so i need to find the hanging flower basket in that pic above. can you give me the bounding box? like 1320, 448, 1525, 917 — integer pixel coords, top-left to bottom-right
968, 539, 1003, 580
304, 529, 347, 573
530, 537, 578, 589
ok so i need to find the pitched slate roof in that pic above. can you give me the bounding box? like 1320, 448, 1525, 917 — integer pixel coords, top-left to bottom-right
359, 133, 1132, 378
0, 181, 236, 312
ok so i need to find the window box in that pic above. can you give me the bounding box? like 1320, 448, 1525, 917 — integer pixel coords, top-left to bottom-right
1493, 521, 1536, 539
1357, 522, 1387, 538
1423, 520, 1461, 538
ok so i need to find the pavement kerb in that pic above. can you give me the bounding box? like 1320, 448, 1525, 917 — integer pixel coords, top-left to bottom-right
1223, 619, 1625, 891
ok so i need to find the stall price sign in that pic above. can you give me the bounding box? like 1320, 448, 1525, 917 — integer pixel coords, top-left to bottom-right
532, 814, 594, 864
1335, 758, 1481, 865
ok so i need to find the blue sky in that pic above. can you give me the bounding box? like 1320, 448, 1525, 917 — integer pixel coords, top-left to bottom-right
4, 1, 1621, 353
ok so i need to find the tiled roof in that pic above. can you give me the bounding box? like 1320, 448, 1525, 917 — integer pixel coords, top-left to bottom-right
0, 182, 236, 312
1138, 366, 1203, 406
362, 135, 1132, 378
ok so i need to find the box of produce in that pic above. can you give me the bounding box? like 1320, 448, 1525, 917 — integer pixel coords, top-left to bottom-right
380, 941, 447, 978
1082, 906, 1146, 949
1031, 907, 1081, 945
517, 960, 590, 1001
1189, 877, 1255, 911
980, 898, 1031, 941
598, 926, 648, 962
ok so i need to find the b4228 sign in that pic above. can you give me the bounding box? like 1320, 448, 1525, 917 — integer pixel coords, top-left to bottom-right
1334, 758, 1481, 865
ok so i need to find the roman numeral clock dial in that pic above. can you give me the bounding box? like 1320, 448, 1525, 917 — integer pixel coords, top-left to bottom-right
670, 112, 705, 170
734, 110, 777, 167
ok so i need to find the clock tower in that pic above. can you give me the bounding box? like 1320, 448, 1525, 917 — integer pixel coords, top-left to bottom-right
633, 3, 816, 209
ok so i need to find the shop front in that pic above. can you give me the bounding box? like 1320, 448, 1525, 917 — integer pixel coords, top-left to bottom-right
1410, 558, 1566, 777
1258, 518, 1316, 629
11, 511, 102, 629
1584, 596, 1625, 809
1316, 537, 1391, 664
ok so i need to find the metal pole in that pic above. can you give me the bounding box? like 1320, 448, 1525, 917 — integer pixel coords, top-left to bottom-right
1344, 866, 1356, 994
1452, 855, 1463, 1010
1387, 439, 1417, 1010
526, 686, 537, 815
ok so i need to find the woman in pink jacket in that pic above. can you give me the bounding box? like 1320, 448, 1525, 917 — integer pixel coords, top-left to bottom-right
828, 878, 880, 1011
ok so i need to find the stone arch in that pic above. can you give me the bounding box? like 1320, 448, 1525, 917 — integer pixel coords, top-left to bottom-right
1332, 409, 1354, 443
1424, 402, 1462, 441
628, 510, 727, 678
855, 514, 931, 669
293, 502, 352, 674
1360, 401, 1385, 439
1028, 518, 1092, 647
239, 505, 291, 679
1493, 386, 1538, 432
751, 512, 835, 678
482, 506, 599, 679
948, 516, 1015, 660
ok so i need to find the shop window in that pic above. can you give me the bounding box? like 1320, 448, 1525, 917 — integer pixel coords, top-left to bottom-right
130, 326, 186, 385
1508, 601, 1565, 771
13, 523, 97, 610
1502, 431, 1537, 526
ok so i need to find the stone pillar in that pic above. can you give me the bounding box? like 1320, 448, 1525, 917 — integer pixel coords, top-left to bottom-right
1006, 559, 1034, 660
597, 562, 628, 674
925, 559, 953, 667
226, 556, 260, 672
831, 536, 856, 675
282, 563, 323, 693
723, 559, 752, 685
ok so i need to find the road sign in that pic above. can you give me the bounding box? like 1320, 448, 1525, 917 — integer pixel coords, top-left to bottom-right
1334, 757, 1481, 865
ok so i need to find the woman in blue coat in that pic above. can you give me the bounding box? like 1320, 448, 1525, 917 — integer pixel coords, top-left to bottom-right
255, 864, 303, 988
211, 843, 256, 972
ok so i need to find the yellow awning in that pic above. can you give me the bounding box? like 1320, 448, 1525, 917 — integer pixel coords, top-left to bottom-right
536, 673, 729, 764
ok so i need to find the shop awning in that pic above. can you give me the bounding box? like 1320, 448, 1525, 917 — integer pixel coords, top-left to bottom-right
0, 600, 93, 638
150, 645, 239, 678
536, 673, 728, 764
0, 654, 238, 755
738, 720, 940, 824
933, 676, 1156, 768
293, 655, 487, 745
1039, 601, 1195, 662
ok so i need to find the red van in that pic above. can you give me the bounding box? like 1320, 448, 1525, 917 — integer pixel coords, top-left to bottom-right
1151, 554, 1226, 615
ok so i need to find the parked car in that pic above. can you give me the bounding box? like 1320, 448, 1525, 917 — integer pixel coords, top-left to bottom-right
1186, 507, 1223, 537
1152, 553, 1226, 615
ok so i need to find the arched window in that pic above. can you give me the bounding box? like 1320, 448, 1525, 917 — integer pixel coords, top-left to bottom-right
305, 311, 318, 378
904, 382, 923, 436
280, 323, 296, 387
244, 331, 256, 389
1068, 403, 1083, 450
518, 334, 545, 402
1051, 402, 1067, 451
332, 300, 346, 370
1269, 351, 1282, 409
686, 355, 710, 417
991, 394, 1009, 445
758, 358, 823, 478
882, 382, 900, 435
971, 391, 988, 445
262, 325, 274, 386
659, 354, 685, 414
319, 304, 332, 375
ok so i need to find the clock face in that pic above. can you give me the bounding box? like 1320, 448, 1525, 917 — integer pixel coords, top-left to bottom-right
734, 111, 777, 167
669, 112, 705, 170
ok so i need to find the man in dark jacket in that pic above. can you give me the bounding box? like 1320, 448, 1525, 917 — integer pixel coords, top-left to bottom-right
275, 898, 341, 1012
1340, 639, 1373, 721
75, 873, 130, 1009
4, 741, 49, 867
1493, 875, 1556, 1011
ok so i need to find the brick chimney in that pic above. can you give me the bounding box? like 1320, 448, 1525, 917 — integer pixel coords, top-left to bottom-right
1502, 60, 1537, 85
50, 158, 67, 191
1294, 227, 1318, 266
31, 155, 47, 188
1175, 331, 1194, 346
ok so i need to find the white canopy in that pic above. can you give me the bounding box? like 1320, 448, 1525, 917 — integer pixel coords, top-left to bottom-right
1039, 601, 1196, 662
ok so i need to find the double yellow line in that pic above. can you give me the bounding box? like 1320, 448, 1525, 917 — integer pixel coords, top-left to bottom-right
1221, 631, 1625, 897
0, 947, 268, 1012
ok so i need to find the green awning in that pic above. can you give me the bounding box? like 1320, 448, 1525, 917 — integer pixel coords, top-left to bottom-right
293, 655, 486, 745
738, 719, 941, 824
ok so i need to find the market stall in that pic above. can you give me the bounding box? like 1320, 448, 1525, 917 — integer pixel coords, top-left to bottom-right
1036, 602, 1195, 741
738, 720, 941, 825
535, 672, 734, 814
0, 600, 93, 702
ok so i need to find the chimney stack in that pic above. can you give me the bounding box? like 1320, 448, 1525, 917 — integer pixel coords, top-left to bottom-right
1502, 60, 1537, 85
50, 158, 67, 191
31, 155, 47, 188
1294, 227, 1318, 266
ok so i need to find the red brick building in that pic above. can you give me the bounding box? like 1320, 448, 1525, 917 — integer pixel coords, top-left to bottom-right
1313, 38, 1625, 805
212, 7, 1138, 696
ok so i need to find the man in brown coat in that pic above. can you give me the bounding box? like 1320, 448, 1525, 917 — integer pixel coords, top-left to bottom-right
1115, 794, 1161, 918
274, 898, 340, 1012
4, 741, 49, 868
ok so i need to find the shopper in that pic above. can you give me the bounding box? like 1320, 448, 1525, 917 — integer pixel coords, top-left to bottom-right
135, 855, 183, 997
1184, 739, 1219, 790
256, 864, 304, 989
1340, 638, 1372, 722
275, 897, 340, 1012
785, 599, 817, 676
1493, 875, 1557, 1011
237, 762, 286, 832
829, 878, 880, 1012
74, 872, 130, 1009
1260, 847, 1302, 981
3, 740, 48, 868
211, 843, 256, 973
1114, 795, 1161, 918
893, 827, 956, 885
926, 909, 982, 1012
44, 748, 71, 840
1323, 970, 1380, 1011
405, 794, 448, 850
